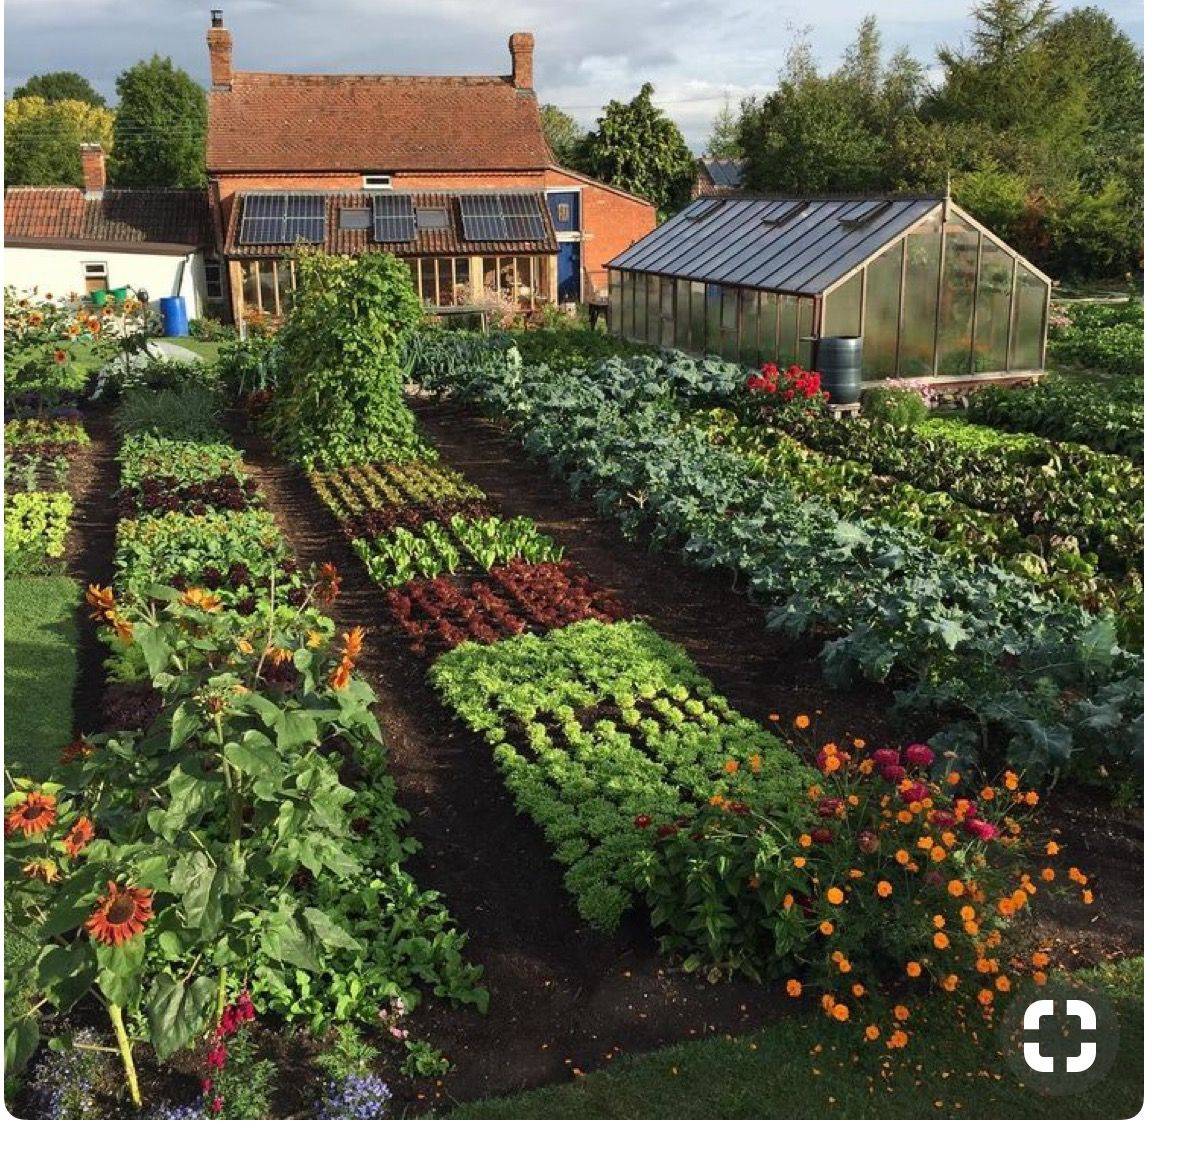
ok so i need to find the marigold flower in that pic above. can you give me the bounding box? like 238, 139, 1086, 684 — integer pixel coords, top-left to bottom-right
831, 1003, 850, 1022
793, 856, 807, 868
1040, 867, 1055, 882
864, 1025, 880, 1041
1033, 970, 1048, 985
1082, 889, 1094, 905
888, 1029, 909, 1050
1003, 771, 1019, 791
819, 920, 835, 936
946, 879, 965, 898
5, 791, 58, 838
724, 758, 740, 774
905, 961, 921, 978
84, 880, 153, 946
1023, 790, 1039, 806
1032, 951, 1050, 968
893, 1004, 910, 1021
851, 983, 866, 998
1046, 841, 1061, 856
876, 880, 893, 898
941, 974, 958, 992
933, 932, 950, 950
793, 714, 810, 729
22, 858, 61, 883
825, 886, 844, 905
782, 893, 795, 909
977, 988, 994, 1006
785, 979, 802, 998
63, 816, 95, 858
995, 975, 1011, 992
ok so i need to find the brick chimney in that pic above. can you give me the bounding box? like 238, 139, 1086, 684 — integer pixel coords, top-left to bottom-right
207, 10, 233, 89
80, 143, 106, 199
509, 32, 534, 90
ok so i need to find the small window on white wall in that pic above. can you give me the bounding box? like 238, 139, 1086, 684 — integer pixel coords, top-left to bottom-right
204, 259, 225, 300
362, 174, 392, 189
83, 262, 109, 294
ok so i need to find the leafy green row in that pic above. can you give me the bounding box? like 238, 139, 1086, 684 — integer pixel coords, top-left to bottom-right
964, 374, 1143, 460
429, 618, 815, 930
414, 340, 1141, 786
1049, 299, 1143, 375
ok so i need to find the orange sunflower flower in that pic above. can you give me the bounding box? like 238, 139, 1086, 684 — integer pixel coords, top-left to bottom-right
22, 858, 61, 884
60, 737, 95, 765
180, 587, 223, 613
63, 816, 96, 858
84, 881, 154, 946
5, 791, 58, 838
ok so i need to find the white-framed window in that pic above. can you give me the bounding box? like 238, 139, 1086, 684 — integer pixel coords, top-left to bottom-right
203, 258, 225, 300
362, 173, 392, 189
83, 261, 109, 294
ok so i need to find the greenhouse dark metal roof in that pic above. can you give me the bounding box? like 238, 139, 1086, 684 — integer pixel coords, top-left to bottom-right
608, 194, 943, 295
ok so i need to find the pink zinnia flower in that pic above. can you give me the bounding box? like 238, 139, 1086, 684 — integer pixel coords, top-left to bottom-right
899, 781, 928, 804
963, 818, 999, 841
872, 748, 900, 767
904, 743, 935, 767
879, 763, 907, 784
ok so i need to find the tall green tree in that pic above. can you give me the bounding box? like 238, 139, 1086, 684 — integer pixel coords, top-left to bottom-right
540, 103, 585, 168
581, 83, 695, 215
4, 97, 115, 186
112, 56, 206, 188
705, 99, 741, 157
13, 71, 106, 106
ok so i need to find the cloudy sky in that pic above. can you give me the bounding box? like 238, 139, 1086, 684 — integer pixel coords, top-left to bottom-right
4, 0, 1143, 152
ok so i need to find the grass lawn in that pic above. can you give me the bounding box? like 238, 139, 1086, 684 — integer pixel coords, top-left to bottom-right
164, 336, 223, 362
454, 959, 1142, 1120
3, 576, 80, 769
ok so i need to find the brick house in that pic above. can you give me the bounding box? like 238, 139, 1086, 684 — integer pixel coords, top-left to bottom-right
203, 12, 656, 324
4, 143, 219, 319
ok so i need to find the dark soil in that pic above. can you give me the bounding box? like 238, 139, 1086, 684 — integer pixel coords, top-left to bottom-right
64, 411, 120, 736
234, 402, 1142, 1110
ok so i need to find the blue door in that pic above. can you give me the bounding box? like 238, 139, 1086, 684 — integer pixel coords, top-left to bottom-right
557, 241, 581, 303
547, 191, 580, 232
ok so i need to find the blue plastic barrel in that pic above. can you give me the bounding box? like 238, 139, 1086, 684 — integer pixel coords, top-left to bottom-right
160, 295, 188, 337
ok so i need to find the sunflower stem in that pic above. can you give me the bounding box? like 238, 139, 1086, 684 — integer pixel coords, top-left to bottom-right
107, 1002, 141, 1109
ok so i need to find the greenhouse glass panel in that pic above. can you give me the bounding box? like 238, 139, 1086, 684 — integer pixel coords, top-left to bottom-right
776, 295, 799, 364
720, 287, 740, 359
897, 217, 941, 376
689, 281, 707, 352
705, 284, 723, 354
646, 275, 662, 344
973, 240, 1013, 372
759, 293, 780, 364
862, 241, 903, 379
633, 272, 647, 340
823, 271, 862, 337
660, 277, 676, 347
1009, 267, 1047, 370
609, 270, 623, 337
937, 220, 979, 375
798, 297, 816, 367
675, 280, 692, 350
739, 290, 761, 366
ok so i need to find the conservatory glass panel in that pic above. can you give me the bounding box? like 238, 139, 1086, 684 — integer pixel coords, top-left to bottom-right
973, 241, 1013, 372
739, 289, 761, 367
689, 281, 707, 352
646, 275, 662, 344
776, 295, 799, 364
862, 241, 903, 380
759, 293, 780, 364
258, 260, 279, 315
823, 271, 862, 337
608, 270, 623, 335
897, 216, 941, 376
1009, 267, 1047, 370
936, 220, 979, 375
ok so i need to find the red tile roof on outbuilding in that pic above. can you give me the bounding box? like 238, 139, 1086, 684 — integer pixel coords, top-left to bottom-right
222, 189, 557, 258
4, 187, 213, 251
207, 73, 553, 174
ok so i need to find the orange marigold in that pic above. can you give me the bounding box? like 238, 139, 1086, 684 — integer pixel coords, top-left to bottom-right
785, 979, 802, 998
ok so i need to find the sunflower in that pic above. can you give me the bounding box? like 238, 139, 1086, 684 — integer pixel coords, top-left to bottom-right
60, 737, 96, 765
63, 816, 95, 858
5, 791, 58, 838
84, 881, 154, 946
22, 858, 61, 884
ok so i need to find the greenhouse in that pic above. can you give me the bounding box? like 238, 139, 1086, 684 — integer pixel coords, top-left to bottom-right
607, 194, 1051, 383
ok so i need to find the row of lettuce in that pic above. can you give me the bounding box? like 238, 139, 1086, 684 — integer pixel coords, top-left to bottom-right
406, 331, 1142, 794
250, 276, 1082, 1042
5, 372, 485, 1117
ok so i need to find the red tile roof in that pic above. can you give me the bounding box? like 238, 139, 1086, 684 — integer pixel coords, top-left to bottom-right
208, 73, 553, 173
4, 187, 213, 251
223, 189, 557, 258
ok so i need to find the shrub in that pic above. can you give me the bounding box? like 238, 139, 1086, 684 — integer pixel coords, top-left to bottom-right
188, 316, 235, 343
270, 252, 427, 467
861, 383, 930, 428
1049, 299, 1143, 375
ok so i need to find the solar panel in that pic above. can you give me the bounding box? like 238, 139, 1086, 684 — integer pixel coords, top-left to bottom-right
458, 194, 549, 242
238, 194, 326, 245
372, 194, 415, 242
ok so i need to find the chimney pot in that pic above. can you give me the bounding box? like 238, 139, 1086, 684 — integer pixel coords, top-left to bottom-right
207, 17, 233, 89
509, 32, 534, 91
80, 143, 106, 198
